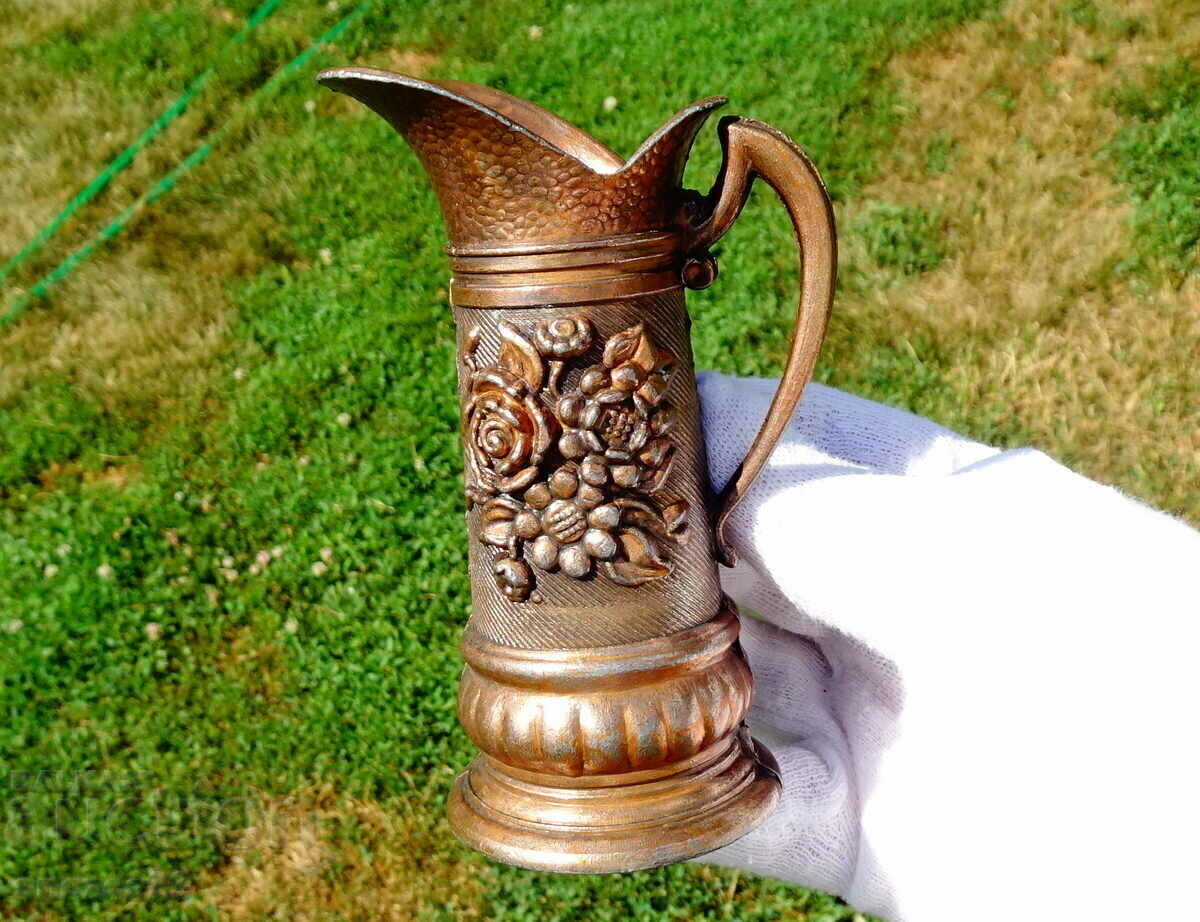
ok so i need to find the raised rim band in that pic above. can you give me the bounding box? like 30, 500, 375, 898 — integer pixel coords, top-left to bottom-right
448, 231, 685, 307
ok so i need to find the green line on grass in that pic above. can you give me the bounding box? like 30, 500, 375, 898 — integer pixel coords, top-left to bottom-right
0, 0, 372, 331
0, 0, 285, 288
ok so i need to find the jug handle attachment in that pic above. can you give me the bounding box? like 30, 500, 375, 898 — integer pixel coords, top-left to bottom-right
684, 117, 837, 567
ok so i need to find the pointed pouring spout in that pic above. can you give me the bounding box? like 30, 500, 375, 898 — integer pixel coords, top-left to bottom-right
316, 67, 725, 251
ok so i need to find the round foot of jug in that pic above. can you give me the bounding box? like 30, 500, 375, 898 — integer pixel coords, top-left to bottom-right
447, 729, 780, 874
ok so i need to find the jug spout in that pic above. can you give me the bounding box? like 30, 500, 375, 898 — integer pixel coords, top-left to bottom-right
316, 67, 725, 249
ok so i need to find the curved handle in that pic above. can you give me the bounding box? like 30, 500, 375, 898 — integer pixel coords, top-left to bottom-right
685, 117, 837, 566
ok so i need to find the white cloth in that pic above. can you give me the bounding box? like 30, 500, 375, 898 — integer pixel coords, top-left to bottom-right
696, 372, 1200, 922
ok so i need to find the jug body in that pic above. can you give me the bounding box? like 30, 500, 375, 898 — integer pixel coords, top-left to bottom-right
454, 241, 721, 648
318, 67, 836, 872
448, 233, 772, 872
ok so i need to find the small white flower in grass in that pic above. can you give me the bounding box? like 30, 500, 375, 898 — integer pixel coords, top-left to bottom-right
284, 618, 299, 635
336, 412, 351, 427
233, 367, 247, 381
5, 619, 23, 634
256, 550, 272, 568
320, 547, 334, 563
304, 99, 317, 114
43, 564, 59, 579
271, 546, 285, 559
603, 96, 618, 113
221, 556, 235, 568
145, 622, 162, 641
248, 564, 261, 576
298, 455, 310, 466
326, 0, 338, 9
97, 563, 114, 580
319, 248, 333, 266
311, 561, 328, 577
56, 543, 71, 557
528, 25, 543, 39
174, 491, 185, 502
219, 567, 239, 582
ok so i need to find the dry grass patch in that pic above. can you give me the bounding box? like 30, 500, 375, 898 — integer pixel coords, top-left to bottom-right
0, 0, 195, 257
0, 0, 122, 49
37, 457, 142, 492
218, 626, 288, 706
0, 4, 445, 441
0, 240, 237, 410
383, 48, 442, 77
838, 0, 1200, 519
0, 15, 240, 446
202, 782, 488, 921
0, 1, 310, 438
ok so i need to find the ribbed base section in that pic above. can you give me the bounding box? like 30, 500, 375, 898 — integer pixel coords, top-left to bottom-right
447, 729, 780, 873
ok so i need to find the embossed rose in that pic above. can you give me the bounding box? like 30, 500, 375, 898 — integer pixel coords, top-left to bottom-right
461, 322, 553, 504
463, 367, 553, 501
534, 316, 593, 358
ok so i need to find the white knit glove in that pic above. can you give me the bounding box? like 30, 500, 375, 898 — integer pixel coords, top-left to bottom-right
695, 372, 1200, 922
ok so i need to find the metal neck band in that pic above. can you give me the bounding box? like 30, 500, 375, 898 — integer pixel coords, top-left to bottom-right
448, 231, 683, 308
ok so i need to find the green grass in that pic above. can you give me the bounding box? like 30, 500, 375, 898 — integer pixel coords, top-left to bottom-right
1107, 56, 1200, 279
851, 203, 948, 276
1, 0, 1196, 919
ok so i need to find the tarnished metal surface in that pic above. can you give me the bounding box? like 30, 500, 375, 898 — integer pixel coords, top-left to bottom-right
317, 67, 836, 873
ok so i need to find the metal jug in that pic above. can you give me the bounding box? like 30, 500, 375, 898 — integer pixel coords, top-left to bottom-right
317, 67, 836, 873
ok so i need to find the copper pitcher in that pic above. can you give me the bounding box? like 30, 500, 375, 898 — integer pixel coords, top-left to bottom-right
317, 67, 836, 873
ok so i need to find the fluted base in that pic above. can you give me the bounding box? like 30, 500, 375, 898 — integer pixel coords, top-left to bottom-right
449, 601, 779, 872
447, 728, 780, 873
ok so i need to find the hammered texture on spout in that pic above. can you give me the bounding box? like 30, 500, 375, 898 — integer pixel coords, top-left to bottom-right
317, 68, 725, 248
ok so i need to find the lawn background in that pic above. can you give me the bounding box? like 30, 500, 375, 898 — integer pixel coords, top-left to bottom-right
1, 0, 1197, 919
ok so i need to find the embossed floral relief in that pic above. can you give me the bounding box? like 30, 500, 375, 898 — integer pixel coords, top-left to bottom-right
461, 317, 687, 603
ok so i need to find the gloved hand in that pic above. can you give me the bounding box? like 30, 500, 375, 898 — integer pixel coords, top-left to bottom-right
695, 372, 1200, 922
